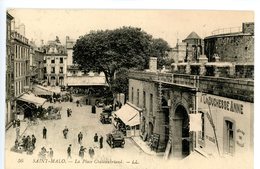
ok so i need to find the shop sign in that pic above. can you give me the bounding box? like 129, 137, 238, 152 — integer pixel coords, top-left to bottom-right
200, 95, 244, 114
236, 129, 245, 147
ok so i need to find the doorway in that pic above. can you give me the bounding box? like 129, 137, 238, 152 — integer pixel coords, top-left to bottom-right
172, 105, 190, 158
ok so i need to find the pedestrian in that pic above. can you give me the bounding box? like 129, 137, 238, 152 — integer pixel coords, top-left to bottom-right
14, 139, 19, 149
79, 146, 86, 159
69, 109, 72, 117
76, 100, 79, 107
32, 135, 36, 149
21, 135, 26, 147
16, 127, 20, 140
67, 108, 70, 117
94, 133, 98, 142
39, 147, 47, 159
13, 119, 16, 128
26, 135, 31, 150
67, 144, 72, 158
63, 126, 69, 139
91, 105, 96, 114
88, 147, 95, 158
49, 148, 54, 158
78, 132, 83, 144
99, 136, 103, 149
43, 126, 47, 139
23, 135, 28, 150
16, 119, 20, 127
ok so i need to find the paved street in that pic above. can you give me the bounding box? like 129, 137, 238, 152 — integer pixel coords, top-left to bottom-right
5, 95, 164, 169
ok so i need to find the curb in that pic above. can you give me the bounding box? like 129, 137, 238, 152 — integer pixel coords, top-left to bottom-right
128, 137, 156, 156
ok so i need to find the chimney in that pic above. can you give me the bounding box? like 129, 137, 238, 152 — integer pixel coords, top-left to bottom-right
19, 24, 25, 36
149, 57, 157, 72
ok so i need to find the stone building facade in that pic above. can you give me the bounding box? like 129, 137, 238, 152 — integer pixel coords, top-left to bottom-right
12, 31, 31, 101
29, 41, 45, 84
6, 12, 14, 127
43, 38, 67, 86
168, 31, 203, 63
204, 22, 254, 63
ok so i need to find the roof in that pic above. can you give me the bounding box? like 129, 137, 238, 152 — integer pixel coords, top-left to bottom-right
18, 93, 46, 106
114, 103, 140, 126
33, 85, 53, 95
185, 31, 202, 40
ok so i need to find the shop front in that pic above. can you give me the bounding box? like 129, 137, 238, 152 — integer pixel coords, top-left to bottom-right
195, 93, 254, 158
16, 93, 47, 120
113, 102, 142, 137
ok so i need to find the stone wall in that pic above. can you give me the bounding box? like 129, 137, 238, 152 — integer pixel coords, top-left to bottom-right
243, 22, 254, 34
204, 35, 254, 63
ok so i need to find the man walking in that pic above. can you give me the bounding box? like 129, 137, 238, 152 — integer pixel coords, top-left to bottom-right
99, 135, 103, 149
43, 126, 47, 139
32, 134, 36, 149
67, 108, 70, 117
49, 148, 54, 158
63, 126, 69, 139
67, 144, 72, 158
94, 133, 98, 142
78, 132, 83, 144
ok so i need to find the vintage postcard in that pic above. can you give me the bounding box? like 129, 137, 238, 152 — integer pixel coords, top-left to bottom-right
4, 9, 254, 169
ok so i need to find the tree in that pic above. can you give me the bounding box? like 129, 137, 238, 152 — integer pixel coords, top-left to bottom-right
149, 38, 171, 69
73, 27, 152, 88
111, 68, 129, 95
73, 27, 171, 93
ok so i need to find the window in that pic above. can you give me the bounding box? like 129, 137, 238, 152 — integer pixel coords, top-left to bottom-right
51, 67, 55, 73
60, 58, 63, 63
51, 58, 55, 64
224, 120, 235, 155
150, 94, 153, 113
59, 67, 63, 73
143, 91, 146, 109
137, 89, 140, 107
43, 67, 47, 73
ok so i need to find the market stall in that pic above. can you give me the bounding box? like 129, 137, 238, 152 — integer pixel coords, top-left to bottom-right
16, 93, 47, 120
113, 102, 141, 137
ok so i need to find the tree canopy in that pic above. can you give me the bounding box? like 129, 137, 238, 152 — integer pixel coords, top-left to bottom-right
73, 26, 171, 90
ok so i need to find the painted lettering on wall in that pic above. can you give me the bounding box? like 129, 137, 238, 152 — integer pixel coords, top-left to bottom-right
206, 135, 215, 143
200, 95, 244, 114
236, 129, 245, 147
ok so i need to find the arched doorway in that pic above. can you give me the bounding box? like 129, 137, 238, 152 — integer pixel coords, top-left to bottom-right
172, 104, 190, 158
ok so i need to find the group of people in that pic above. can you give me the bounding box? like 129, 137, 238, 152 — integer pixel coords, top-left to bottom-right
13, 119, 21, 128
94, 133, 104, 149
14, 134, 37, 155
38, 146, 53, 159
65, 132, 104, 159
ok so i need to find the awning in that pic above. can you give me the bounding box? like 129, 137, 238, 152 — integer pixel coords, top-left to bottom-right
18, 93, 46, 106
114, 103, 140, 126
33, 85, 53, 95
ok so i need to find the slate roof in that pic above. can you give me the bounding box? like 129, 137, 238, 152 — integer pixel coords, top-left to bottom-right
185, 31, 202, 40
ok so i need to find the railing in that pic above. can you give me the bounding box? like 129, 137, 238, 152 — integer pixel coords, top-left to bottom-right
211, 27, 242, 36
129, 70, 254, 102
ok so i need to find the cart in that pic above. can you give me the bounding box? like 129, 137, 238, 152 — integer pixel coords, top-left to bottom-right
106, 130, 125, 148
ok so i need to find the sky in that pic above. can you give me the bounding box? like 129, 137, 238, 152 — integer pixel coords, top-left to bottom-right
7, 9, 254, 47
